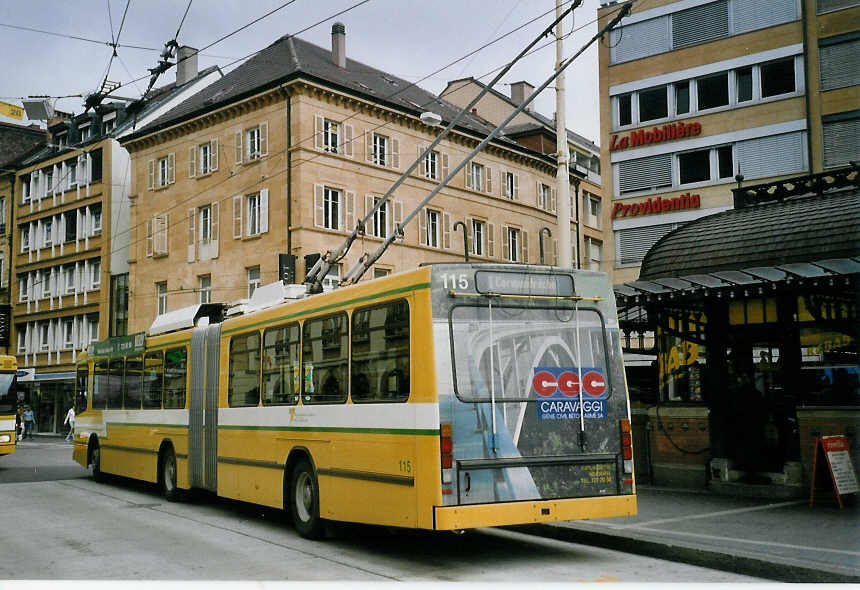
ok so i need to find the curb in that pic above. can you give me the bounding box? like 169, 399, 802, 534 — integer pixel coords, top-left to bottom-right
505, 523, 860, 583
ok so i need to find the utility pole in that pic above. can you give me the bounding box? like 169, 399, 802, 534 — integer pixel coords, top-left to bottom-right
555, 0, 574, 269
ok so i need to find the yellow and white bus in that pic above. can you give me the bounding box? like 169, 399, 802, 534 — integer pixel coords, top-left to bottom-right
73, 263, 636, 537
0, 355, 20, 456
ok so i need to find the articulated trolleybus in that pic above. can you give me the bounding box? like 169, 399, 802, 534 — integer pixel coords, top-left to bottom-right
0, 355, 20, 456
73, 263, 636, 536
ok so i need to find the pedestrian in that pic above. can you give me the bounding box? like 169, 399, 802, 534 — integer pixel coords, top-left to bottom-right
63, 405, 76, 442
23, 406, 35, 439
15, 407, 23, 441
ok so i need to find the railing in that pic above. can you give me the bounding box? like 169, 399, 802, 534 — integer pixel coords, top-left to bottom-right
732, 164, 858, 209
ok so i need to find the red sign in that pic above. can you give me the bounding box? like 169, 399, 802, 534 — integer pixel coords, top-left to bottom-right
612, 193, 701, 219
582, 371, 607, 397
533, 371, 557, 397
610, 121, 702, 152
558, 371, 580, 397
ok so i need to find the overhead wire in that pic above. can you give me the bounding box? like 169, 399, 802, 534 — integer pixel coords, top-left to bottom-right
19, 0, 640, 302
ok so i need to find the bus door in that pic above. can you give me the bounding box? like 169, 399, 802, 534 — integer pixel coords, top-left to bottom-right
189, 323, 221, 491
435, 265, 632, 506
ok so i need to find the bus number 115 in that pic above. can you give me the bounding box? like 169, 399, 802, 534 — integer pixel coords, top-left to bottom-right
441, 273, 469, 290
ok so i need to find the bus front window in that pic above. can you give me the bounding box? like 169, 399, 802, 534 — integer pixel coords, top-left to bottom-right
0, 374, 16, 413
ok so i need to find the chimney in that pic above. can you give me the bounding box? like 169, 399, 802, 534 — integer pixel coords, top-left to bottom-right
332, 22, 346, 68
176, 45, 198, 85
510, 81, 534, 112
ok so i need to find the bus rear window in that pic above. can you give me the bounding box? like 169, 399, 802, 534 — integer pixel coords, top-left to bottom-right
450, 305, 609, 403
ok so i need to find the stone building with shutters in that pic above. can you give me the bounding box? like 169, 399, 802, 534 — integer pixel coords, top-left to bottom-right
597, 0, 859, 285
121, 24, 594, 333
7, 55, 220, 433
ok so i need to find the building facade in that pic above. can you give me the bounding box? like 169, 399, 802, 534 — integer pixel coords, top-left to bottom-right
441, 78, 606, 271
8, 56, 220, 433
598, 0, 859, 284
122, 25, 594, 333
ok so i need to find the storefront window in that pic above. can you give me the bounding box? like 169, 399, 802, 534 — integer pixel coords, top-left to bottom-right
657, 310, 706, 402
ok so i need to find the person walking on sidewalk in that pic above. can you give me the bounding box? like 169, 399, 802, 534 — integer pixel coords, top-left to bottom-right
63, 405, 76, 442
23, 406, 35, 439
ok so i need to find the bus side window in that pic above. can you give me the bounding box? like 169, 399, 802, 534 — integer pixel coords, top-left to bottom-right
76, 365, 89, 414
93, 359, 109, 409
229, 332, 261, 407
143, 351, 164, 409
303, 313, 348, 405
164, 347, 187, 409
351, 299, 410, 403
124, 356, 143, 410
107, 358, 124, 409
262, 323, 300, 406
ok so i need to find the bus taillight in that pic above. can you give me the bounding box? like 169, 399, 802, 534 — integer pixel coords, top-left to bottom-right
620, 419, 633, 474
440, 423, 453, 469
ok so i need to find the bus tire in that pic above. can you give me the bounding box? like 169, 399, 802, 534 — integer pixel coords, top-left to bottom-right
160, 447, 180, 502
289, 459, 324, 539
91, 440, 105, 483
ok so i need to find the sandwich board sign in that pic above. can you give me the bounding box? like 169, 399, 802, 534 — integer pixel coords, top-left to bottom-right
809, 435, 858, 509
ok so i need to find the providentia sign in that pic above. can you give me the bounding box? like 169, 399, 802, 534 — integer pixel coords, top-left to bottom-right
612, 193, 701, 218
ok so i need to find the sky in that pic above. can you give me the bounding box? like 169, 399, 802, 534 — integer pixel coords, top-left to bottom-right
0, 0, 608, 145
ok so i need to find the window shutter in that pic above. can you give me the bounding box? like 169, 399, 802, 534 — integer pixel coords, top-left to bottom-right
441, 152, 449, 178
365, 130, 373, 162
189, 146, 197, 178
314, 184, 324, 228
155, 214, 168, 255
733, 0, 797, 35
552, 239, 559, 266
393, 200, 403, 241
618, 153, 673, 194
145, 217, 153, 257
672, 0, 728, 49
419, 209, 427, 246
391, 137, 400, 169
232, 196, 243, 238
521, 230, 529, 264
210, 202, 220, 258
343, 124, 354, 158
259, 122, 269, 156
485, 167, 493, 194
442, 212, 451, 249
465, 166, 473, 190
736, 131, 805, 180
211, 139, 219, 171
465, 217, 473, 254
513, 173, 519, 200
315, 114, 325, 150
550, 188, 557, 213
345, 191, 355, 231
259, 189, 269, 234
234, 131, 243, 164
610, 16, 671, 64
487, 223, 495, 258
187, 208, 196, 262
418, 145, 426, 176
365, 195, 374, 234
617, 223, 678, 265
823, 118, 860, 168
167, 153, 175, 184
819, 39, 860, 91
535, 180, 542, 207
147, 160, 155, 190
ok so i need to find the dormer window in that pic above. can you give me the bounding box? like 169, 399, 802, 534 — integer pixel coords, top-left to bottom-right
56, 133, 67, 148
103, 119, 115, 133
79, 122, 91, 141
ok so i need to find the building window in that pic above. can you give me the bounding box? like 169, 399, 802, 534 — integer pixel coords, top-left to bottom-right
18, 277, 27, 302
21, 226, 29, 252
199, 275, 211, 304
677, 145, 734, 186
321, 187, 340, 230
90, 260, 101, 289
68, 162, 77, 187
618, 94, 632, 126
638, 85, 668, 122
697, 72, 729, 111
17, 325, 26, 354
538, 183, 551, 210
471, 219, 485, 256
246, 193, 261, 236
736, 66, 753, 102
425, 209, 440, 248
469, 162, 484, 191
322, 264, 341, 291
158, 156, 170, 187
373, 267, 390, 279
22, 176, 30, 202
586, 194, 601, 229
91, 204, 102, 235
507, 227, 520, 263
80, 125, 91, 141
424, 150, 438, 180
760, 57, 796, 98
372, 133, 388, 166
716, 145, 733, 179
157, 282, 167, 315
246, 126, 262, 160
586, 237, 602, 271
503, 171, 517, 199
88, 316, 99, 344
103, 119, 115, 133
371, 197, 387, 238
324, 119, 340, 153
247, 267, 261, 298
40, 324, 50, 351
198, 142, 212, 175
64, 266, 75, 294
199, 205, 212, 244
63, 319, 74, 348
674, 81, 690, 115
44, 221, 53, 247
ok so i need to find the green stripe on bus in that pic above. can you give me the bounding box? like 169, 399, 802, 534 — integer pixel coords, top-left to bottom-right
221, 282, 432, 336
218, 424, 439, 436
105, 422, 189, 429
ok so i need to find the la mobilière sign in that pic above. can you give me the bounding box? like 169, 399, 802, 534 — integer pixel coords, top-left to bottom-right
609, 121, 702, 151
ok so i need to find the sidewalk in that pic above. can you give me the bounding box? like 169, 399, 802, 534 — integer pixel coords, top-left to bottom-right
512, 485, 860, 582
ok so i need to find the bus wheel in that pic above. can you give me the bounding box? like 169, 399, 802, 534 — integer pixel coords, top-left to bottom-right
91, 441, 105, 483
160, 448, 180, 502
290, 459, 324, 539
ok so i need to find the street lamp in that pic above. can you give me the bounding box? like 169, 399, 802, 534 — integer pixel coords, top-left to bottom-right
453, 220, 469, 262
539, 226, 552, 265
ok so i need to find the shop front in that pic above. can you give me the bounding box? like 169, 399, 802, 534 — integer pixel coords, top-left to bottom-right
16, 370, 76, 436
616, 166, 859, 496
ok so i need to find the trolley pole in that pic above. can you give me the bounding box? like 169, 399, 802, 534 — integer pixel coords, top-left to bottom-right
555, 0, 577, 269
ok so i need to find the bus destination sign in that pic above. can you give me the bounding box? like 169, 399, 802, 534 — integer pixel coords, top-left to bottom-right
475, 272, 574, 297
